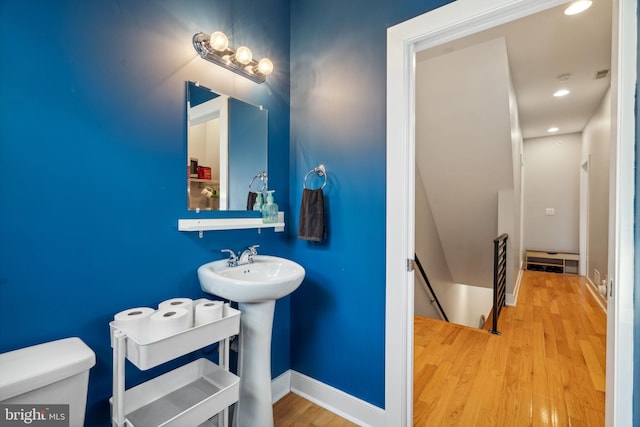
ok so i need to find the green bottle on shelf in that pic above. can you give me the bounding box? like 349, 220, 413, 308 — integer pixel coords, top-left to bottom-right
261, 190, 278, 223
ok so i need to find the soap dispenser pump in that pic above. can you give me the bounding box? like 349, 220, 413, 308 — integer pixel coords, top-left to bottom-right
261, 190, 278, 223
253, 192, 264, 211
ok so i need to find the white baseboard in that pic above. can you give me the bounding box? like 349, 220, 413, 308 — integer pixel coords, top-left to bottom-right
271, 370, 384, 426
506, 268, 523, 306
271, 370, 292, 403
585, 277, 607, 313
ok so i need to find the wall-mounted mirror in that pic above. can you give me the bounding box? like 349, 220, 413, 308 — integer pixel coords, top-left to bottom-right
187, 81, 268, 211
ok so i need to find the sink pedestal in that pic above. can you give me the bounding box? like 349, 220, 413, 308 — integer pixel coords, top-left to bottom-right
233, 301, 275, 427
197, 255, 305, 426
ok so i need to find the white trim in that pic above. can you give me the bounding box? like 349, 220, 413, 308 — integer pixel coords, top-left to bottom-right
585, 276, 608, 314
505, 268, 523, 306
270, 370, 385, 425
386, 1, 635, 426
289, 371, 385, 427
579, 158, 590, 277
606, 1, 637, 426
271, 370, 291, 404
386, 16, 415, 427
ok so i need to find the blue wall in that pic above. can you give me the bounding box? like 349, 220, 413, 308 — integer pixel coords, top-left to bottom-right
288, 0, 452, 408
0, 1, 289, 425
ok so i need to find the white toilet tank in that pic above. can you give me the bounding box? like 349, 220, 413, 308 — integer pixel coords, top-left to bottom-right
0, 337, 96, 427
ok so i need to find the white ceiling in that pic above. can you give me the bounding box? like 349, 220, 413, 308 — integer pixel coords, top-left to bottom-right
416, 0, 612, 140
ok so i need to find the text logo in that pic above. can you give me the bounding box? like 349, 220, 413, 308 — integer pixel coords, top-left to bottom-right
0, 405, 68, 427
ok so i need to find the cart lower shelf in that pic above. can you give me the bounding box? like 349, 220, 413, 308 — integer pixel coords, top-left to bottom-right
111, 358, 239, 427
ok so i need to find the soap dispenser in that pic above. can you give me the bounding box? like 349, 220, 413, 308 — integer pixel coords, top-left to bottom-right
261, 190, 278, 223
253, 192, 264, 211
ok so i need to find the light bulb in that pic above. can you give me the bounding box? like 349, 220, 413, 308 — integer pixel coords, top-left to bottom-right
210, 31, 229, 51
547, 127, 559, 133
553, 89, 570, 97
564, 1, 592, 15
235, 46, 253, 65
257, 58, 274, 75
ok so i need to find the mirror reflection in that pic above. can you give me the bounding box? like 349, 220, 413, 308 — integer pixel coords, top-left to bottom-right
187, 81, 268, 211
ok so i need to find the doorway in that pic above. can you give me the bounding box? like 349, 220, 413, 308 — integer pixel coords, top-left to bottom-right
385, 1, 636, 426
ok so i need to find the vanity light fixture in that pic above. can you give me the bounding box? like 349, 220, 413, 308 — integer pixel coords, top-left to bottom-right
193, 32, 274, 84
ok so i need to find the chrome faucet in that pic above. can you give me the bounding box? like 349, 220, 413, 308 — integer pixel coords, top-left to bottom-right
221, 245, 259, 267
221, 249, 238, 267
238, 245, 259, 265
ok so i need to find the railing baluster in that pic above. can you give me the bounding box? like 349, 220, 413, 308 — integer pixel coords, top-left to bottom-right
489, 234, 508, 335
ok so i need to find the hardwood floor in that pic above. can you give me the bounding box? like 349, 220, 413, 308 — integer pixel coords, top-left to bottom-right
274, 392, 358, 426
414, 270, 606, 426
272, 271, 605, 426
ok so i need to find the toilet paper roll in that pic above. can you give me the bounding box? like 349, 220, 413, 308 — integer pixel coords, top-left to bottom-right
194, 300, 224, 326
148, 307, 190, 342
112, 307, 155, 343
159, 298, 194, 327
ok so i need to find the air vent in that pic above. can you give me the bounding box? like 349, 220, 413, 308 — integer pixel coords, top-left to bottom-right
595, 69, 610, 79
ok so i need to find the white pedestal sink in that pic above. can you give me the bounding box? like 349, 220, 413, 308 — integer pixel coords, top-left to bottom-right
198, 255, 305, 427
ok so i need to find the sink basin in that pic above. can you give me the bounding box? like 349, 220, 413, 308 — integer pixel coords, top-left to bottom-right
197, 255, 305, 303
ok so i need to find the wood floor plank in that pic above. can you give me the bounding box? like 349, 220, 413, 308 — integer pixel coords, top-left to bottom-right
273, 393, 357, 427
579, 339, 606, 392
414, 271, 606, 426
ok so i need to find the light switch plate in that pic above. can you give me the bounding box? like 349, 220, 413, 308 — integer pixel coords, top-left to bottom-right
545, 208, 555, 216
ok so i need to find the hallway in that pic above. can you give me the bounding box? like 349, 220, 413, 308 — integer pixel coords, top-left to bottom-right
413, 271, 606, 426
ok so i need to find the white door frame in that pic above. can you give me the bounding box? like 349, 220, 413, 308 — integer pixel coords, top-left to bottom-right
579, 158, 589, 277
385, 1, 636, 426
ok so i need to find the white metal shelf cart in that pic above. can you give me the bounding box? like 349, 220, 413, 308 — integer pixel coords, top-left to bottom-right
110, 301, 240, 427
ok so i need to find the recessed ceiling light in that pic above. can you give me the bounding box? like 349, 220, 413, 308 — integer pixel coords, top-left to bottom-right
564, 1, 592, 15
547, 127, 560, 133
553, 89, 570, 97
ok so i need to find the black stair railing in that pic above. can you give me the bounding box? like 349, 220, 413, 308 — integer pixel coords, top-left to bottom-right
489, 233, 508, 335
414, 254, 449, 322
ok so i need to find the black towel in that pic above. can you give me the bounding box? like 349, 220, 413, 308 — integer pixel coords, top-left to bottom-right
247, 192, 258, 210
298, 188, 326, 242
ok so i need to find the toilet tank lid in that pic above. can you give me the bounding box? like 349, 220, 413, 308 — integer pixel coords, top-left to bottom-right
0, 337, 96, 401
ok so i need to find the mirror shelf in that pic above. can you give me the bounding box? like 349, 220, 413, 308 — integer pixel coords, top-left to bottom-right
178, 214, 285, 233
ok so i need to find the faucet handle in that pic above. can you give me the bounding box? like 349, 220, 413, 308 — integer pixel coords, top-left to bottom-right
221, 249, 238, 266
248, 244, 260, 254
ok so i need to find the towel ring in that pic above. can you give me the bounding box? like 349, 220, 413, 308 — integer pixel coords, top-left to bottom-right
249, 171, 268, 192
303, 164, 327, 190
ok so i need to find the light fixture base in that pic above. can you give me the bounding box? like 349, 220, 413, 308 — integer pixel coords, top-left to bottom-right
193, 33, 268, 84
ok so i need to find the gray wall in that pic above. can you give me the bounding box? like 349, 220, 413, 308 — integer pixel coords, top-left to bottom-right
414, 167, 455, 319
523, 133, 582, 253
582, 88, 611, 284
415, 37, 515, 289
